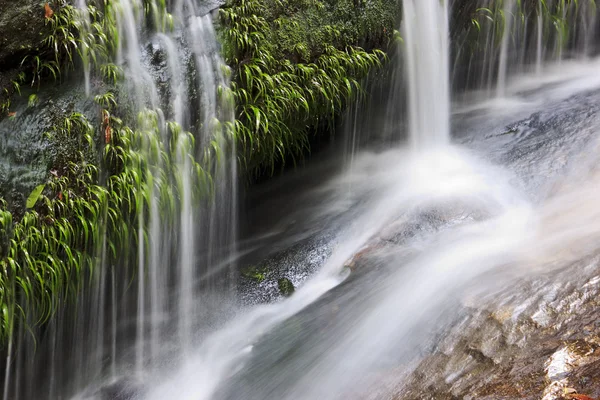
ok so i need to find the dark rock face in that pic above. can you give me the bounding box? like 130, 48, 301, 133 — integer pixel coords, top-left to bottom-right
0, 1, 80, 214
0, 0, 47, 71
0, 0, 50, 107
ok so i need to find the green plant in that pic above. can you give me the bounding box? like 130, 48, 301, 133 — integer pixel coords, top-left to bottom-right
9, 0, 118, 94
278, 277, 295, 296
219, 0, 393, 175
0, 87, 232, 343
0, 112, 103, 342
0, 0, 235, 348
100, 63, 123, 85
242, 265, 269, 282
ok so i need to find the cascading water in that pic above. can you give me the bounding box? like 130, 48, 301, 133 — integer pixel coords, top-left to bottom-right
453, 0, 599, 96
134, 1, 518, 399
403, 0, 450, 148
4, 0, 600, 399
496, 0, 515, 97
1, 1, 236, 399
138, 0, 600, 398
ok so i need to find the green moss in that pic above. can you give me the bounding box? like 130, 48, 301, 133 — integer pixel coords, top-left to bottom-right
0, 102, 221, 343
259, 0, 397, 62
278, 277, 295, 297
242, 265, 270, 282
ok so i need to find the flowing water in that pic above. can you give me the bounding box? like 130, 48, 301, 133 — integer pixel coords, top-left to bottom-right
4, 0, 600, 399
134, 0, 600, 399
2, 0, 236, 398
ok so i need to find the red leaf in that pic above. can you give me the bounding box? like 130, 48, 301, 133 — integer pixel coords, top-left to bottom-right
44, 3, 54, 19
570, 395, 596, 400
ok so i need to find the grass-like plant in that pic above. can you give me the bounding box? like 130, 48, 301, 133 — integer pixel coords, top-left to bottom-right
457, 0, 597, 84
0, 112, 102, 342
219, 0, 395, 175
0, 101, 221, 344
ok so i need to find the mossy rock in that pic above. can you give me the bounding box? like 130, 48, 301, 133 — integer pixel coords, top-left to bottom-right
278, 277, 295, 297
259, 0, 399, 62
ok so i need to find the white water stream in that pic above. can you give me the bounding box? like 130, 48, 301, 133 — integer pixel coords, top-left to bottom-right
138, 1, 600, 398
140, 0, 530, 398
403, 0, 450, 148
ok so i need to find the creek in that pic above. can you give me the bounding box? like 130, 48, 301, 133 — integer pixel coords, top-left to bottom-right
3, 0, 600, 399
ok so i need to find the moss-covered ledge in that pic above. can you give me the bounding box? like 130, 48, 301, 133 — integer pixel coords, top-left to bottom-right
219, 0, 400, 176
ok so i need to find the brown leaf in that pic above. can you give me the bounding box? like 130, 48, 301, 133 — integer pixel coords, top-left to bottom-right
105, 126, 112, 144
101, 109, 112, 143
44, 3, 54, 19
7, 111, 16, 117
58, 192, 63, 201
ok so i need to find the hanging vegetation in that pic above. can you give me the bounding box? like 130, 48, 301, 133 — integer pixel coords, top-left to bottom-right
452, 0, 598, 90
1, 0, 595, 347
0, 0, 119, 116
0, 102, 219, 344
219, 0, 398, 175
0, 0, 216, 345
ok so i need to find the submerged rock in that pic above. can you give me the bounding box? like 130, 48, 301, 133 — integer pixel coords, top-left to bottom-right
387, 256, 600, 400
95, 379, 145, 400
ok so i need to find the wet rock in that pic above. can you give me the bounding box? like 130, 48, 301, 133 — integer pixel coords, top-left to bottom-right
0, 0, 48, 71
198, 0, 226, 16
237, 232, 334, 305
96, 379, 144, 400
388, 256, 600, 400
0, 0, 61, 109
0, 78, 101, 215
343, 205, 486, 271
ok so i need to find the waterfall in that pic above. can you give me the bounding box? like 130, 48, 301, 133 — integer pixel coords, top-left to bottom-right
110, 0, 237, 379
131, 0, 600, 398
451, 0, 600, 95
3, 0, 600, 399
75, 0, 92, 96
536, 4, 544, 76
403, 0, 450, 148
1, 0, 237, 398
497, 0, 515, 97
